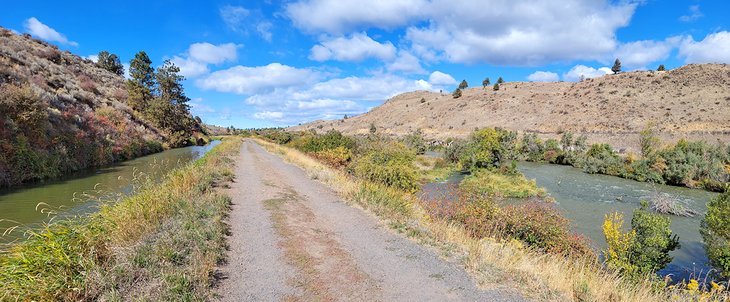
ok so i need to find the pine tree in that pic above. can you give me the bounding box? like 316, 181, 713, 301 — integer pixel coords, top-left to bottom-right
482, 77, 490, 88
148, 60, 192, 136
126, 51, 155, 111
493, 83, 500, 91
459, 80, 468, 90
496, 77, 504, 84
612, 58, 622, 74
657, 64, 666, 71
96, 51, 124, 76
452, 88, 462, 98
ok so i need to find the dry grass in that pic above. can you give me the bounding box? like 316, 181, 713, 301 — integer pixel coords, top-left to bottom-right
254, 138, 677, 302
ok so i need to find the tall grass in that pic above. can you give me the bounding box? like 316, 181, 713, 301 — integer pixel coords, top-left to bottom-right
255, 138, 727, 302
0, 137, 241, 301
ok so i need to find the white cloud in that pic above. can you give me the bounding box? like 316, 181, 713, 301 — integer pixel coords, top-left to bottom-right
254, 111, 284, 120
527, 71, 559, 82
197, 63, 321, 94
170, 42, 240, 78
256, 22, 273, 42
613, 38, 679, 68
220, 5, 250, 30
309, 33, 396, 62
286, 0, 428, 34
85, 54, 99, 62
387, 51, 426, 74
23, 17, 78, 47
679, 5, 703, 22
188, 42, 239, 64
287, 0, 637, 66
563, 65, 612, 82
678, 32, 730, 64
428, 71, 456, 86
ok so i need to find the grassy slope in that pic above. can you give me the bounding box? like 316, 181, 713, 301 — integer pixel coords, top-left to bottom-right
0, 137, 241, 301
255, 138, 717, 302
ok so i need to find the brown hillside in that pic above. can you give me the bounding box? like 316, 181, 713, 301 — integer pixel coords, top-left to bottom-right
0, 27, 174, 186
291, 64, 730, 152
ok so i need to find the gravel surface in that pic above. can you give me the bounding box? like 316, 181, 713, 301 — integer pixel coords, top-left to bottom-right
216, 140, 526, 301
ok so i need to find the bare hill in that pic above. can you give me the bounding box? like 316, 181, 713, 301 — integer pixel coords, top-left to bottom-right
291, 64, 730, 152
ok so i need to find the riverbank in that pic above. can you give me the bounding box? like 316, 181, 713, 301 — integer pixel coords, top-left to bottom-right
0, 137, 241, 300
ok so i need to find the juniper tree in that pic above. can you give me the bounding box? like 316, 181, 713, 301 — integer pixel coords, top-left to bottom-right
493, 83, 499, 91
482, 77, 490, 88
459, 80, 468, 90
496, 77, 504, 84
657, 64, 666, 71
452, 88, 462, 98
96, 51, 124, 76
612, 58, 622, 74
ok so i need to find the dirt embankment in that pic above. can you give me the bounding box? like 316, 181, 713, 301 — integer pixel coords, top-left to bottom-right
291, 64, 730, 152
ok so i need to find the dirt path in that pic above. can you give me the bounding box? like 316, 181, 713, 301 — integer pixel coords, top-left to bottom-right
217, 140, 525, 301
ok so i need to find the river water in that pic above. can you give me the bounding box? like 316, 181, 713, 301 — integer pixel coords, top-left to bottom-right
422, 161, 719, 281
0, 140, 220, 242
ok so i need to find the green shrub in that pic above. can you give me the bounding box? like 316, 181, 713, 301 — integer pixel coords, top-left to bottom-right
403, 129, 426, 155
461, 128, 504, 171
603, 201, 680, 279
443, 138, 467, 164
290, 129, 354, 153
582, 144, 623, 175
658, 140, 729, 188
701, 190, 730, 278
520, 133, 544, 162
351, 142, 419, 192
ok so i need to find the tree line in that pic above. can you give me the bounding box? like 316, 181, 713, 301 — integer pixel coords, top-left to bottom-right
96, 50, 199, 147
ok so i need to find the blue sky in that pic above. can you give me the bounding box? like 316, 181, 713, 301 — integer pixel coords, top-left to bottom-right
2, 1, 729, 128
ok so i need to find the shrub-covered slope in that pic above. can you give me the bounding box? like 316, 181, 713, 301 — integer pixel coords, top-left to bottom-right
0, 27, 199, 187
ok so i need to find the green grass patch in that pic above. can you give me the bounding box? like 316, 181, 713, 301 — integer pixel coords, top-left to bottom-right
0, 138, 242, 301
459, 169, 545, 198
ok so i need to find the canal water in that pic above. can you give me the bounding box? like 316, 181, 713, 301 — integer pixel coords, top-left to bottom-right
422, 161, 719, 281
0, 141, 220, 242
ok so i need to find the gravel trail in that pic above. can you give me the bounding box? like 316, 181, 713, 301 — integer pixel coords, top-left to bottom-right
217, 140, 526, 301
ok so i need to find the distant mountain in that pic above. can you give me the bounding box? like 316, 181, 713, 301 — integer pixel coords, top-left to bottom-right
0, 27, 204, 187
291, 64, 730, 152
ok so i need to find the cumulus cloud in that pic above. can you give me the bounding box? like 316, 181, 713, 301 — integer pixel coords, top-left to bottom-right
679, 5, 703, 22
428, 71, 457, 86
612, 38, 680, 68
563, 65, 612, 82
189, 98, 216, 115
23, 17, 78, 46
678, 32, 730, 64
286, 0, 428, 34
287, 0, 637, 66
170, 42, 240, 78
387, 51, 426, 74
309, 33, 396, 62
196, 63, 321, 94
527, 71, 559, 82
188, 42, 239, 64
220, 5, 274, 42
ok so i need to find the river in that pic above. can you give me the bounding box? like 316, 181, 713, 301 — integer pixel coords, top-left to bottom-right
422, 161, 719, 281
0, 140, 220, 243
